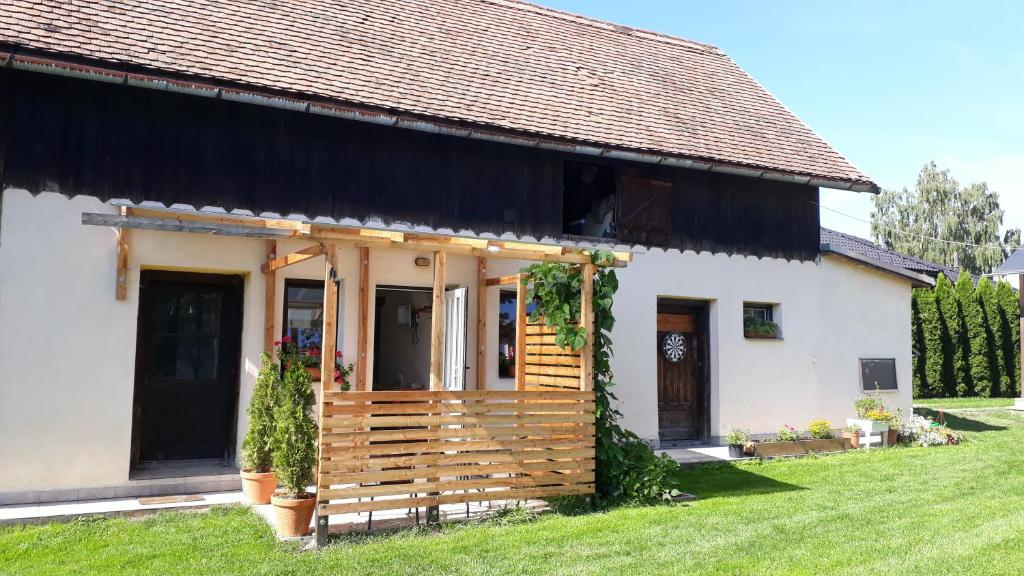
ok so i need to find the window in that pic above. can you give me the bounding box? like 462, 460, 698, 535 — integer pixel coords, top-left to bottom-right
743, 302, 780, 339
743, 304, 773, 323
860, 358, 898, 391
497, 290, 538, 378
282, 280, 341, 353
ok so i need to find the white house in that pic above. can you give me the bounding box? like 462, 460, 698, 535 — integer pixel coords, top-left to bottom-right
0, 0, 927, 504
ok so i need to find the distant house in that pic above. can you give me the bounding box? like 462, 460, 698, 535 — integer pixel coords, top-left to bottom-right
1, 0, 928, 504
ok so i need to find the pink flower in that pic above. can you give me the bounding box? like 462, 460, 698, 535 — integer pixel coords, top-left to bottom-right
281, 335, 292, 343
273, 340, 281, 346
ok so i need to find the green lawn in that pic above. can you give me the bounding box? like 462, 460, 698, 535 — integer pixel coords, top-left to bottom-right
914, 397, 1017, 409
5, 408, 1024, 575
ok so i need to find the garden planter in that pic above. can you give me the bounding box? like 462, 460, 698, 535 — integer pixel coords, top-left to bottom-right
887, 429, 899, 445
752, 439, 849, 459
271, 492, 316, 538
728, 444, 745, 458
306, 367, 321, 381
240, 470, 277, 505
743, 330, 780, 340
846, 418, 888, 447
843, 432, 861, 449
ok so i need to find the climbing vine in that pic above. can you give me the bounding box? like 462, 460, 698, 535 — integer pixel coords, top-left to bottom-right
522, 251, 686, 505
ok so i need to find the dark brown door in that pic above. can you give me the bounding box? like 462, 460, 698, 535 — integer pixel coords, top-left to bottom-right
656, 300, 708, 442
135, 272, 243, 462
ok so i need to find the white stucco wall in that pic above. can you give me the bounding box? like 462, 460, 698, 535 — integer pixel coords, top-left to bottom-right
0, 190, 915, 492
612, 248, 913, 444
0, 190, 484, 492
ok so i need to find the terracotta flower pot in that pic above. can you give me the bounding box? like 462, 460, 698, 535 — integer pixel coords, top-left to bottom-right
240, 470, 277, 505
271, 492, 316, 538
306, 367, 321, 381
843, 432, 860, 449
887, 429, 898, 446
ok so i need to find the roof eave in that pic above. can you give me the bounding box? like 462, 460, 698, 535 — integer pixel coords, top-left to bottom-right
1, 47, 879, 194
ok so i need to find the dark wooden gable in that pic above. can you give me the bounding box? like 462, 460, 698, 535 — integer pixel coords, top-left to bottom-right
0, 69, 820, 261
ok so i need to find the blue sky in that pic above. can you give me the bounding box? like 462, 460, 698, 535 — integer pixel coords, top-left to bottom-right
541, 1, 1024, 240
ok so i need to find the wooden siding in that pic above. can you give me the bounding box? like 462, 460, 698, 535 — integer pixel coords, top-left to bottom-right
0, 70, 820, 261
316, 389, 595, 516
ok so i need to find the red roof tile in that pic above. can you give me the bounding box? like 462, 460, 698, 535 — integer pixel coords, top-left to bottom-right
1, 0, 874, 189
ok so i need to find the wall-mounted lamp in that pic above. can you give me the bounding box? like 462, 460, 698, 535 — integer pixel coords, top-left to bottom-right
414, 257, 431, 267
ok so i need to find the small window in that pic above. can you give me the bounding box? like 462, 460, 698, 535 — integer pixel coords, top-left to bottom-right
743, 302, 780, 339
861, 358, 898, 391
283, 280, 327, 352
498, 290, 538, 378
743, 304, 773, 323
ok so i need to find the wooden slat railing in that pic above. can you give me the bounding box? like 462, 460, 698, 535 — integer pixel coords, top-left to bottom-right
523, 322, 582, 391
316, 389, 595, 518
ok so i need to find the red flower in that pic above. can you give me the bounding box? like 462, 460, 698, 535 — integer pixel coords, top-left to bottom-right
334, 375, 342, 382
335, 351, 343, 358
334, 369, 341, 377
308, 348, 321, 357
273, 340, 281, 346
281, 335, 292, 343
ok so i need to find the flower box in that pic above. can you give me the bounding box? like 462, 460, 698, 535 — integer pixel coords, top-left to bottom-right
753, 438, 850, 458
846, 418, 888, 434
743, 330, 782, 340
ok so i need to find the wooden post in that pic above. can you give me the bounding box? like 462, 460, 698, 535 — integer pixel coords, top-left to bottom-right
356, 247, 370, 391
315, 244, 338, 548
263, 240, 277, 355
476, 257, 487, 390
580, 263, 594, 392
115, 206, 129, 300
515, 273, 527, 391
429, 251, 447, 392
427, 251, 447, 523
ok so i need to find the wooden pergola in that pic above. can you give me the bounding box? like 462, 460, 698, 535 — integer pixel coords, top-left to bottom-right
84, 206, 628, 543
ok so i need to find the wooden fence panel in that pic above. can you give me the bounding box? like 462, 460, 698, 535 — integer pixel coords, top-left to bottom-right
316, 389, 595, 518
523, 322, 582, 391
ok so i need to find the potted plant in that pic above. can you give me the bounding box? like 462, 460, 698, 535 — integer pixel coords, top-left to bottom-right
724, 428, 749, 458
276, 337, 354, 391
807, 419, 834, 440
887, 409, 903, 445
775, 424, 801, 442
743, 316, 780, 339
847, 392, 890, 447
239, 352, 280, 504
842, 423, 862, 449
270, 357, 319, 538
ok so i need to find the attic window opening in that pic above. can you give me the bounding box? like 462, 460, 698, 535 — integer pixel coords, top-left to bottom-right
562, 161, 617, 239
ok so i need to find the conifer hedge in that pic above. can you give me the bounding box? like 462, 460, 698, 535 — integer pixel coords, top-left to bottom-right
913, 271, 1020, 398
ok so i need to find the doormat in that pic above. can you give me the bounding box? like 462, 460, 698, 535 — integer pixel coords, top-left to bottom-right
138, 494, 206, 505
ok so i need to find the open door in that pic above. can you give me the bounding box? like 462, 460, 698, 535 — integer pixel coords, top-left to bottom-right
443, 287, 469, 391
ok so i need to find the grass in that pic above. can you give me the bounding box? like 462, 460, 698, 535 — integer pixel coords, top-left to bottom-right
914, 396, 1017, 409
5, 408, 1024, 575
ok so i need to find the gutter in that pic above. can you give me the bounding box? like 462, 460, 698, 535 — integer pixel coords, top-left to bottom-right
821, 243, 935, 288
1, 48, 879, 194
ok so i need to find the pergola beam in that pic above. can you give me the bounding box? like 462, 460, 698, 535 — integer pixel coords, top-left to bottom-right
82, 208, 631, 266
260, 243, 326, 273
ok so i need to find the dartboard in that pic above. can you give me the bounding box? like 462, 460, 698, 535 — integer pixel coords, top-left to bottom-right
661, 332, 687, 363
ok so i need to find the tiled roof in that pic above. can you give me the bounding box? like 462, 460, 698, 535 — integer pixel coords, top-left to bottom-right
1, 0, 874, 189
820, 227, 959, 281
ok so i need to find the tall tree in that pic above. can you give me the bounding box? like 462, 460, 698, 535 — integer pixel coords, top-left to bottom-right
871, 162, 1015, 275
996, 280, 1021, 397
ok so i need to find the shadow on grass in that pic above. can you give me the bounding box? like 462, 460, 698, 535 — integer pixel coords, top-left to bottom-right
915, 408, 1007, 432
679, 462, 806, 501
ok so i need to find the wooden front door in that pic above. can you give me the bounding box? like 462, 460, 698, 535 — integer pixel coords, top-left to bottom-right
134, 272, 243, 462
656, 301, 708, 442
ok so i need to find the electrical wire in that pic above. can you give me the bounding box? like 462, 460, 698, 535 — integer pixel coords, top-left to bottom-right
813, 200, 1008, 251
